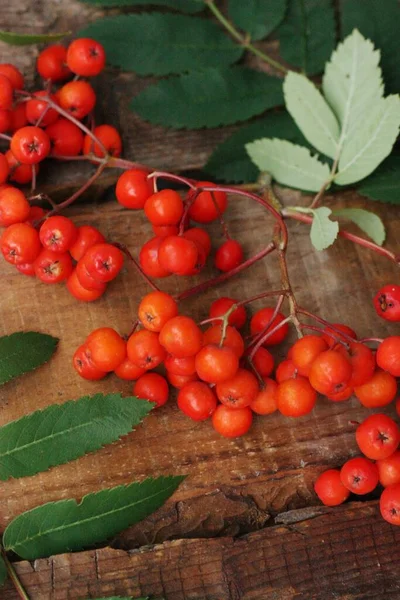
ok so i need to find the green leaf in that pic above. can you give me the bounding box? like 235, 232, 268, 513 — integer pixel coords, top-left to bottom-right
0, 555, 7, 587
205, 111, 309, 183
131, 67, 283, 129
310, 207, 339, 251
0, 30, 69, 45
341, 0, 400, 93
0, 394, 153, 481
283, 72, 339, 159
78, 13, 243, 76
332, 208, 385, 246
80, 0, 203, 12
229, 0, 287, 41
334, 95, 400, 185
4, 476, 185, 560
0, 332, 58, 386
246, 139, 330, 192
278, 0, 335, 75
358, 155, 400, 204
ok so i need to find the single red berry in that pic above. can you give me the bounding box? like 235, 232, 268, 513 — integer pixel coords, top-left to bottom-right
26, 91, 59, 126
314, 469, 350, 507
182, 227, 211, 256
159, 316, 203, 358
356, 413, 400, 461
34, 250, 73, 284
67, 269, 106, 302
114, 358, 145, 381
291, 335, 328, 377
276, 359, 298, 383
138, 291, 178, 332
0, 153, 9, 184
164, 354, 196, 377
1, 223, 41, 265
144, 189, 184, 226
139, 237, 171, 279
152, 224, 179, 237
195, 344, 239, 384
177, 381, 217, 421
252, 347, 274, 377
16, 262, 35, 276
26, 206, 47, 228
250, 377, 278, 415
73, 343, 107, 381
309, 350, 352, 396
45, 118, 84, 156
0, 74, 13, 110
374, 285, 400, 322
216, 368, 259, 408
377, 452, 400, 487
167, 371, 198, 389
250, 307, 289, 346
69, 225, 106, 262
86, 327, 127, 372
10, 126, 50, 164
5, 150, 38, 185
134, 373, 169, 408
209, 297, 246, 329
39, 216, 77, 254
76, 257, 107, 291
377, 337, 400, 377
215, 239, 243, 272
321, 323, 357, 347
0, 186, 30, 227
37, 45, 71, 81
127, 329, 166, 370
0, 64, 24, 90
326, 385, 354, 402
354, 369, 397, 408
340, 457, 379, 495
189, 182, 227, 223
277, 377, 317, 417
212, 405, 252, 438
203, 324, 245, 358
115, 169, 152, 209
0, 109, 11, 134
9, 103, 27, 132
338, 342, 376, 387
66, 38, 106, 77
158, 235, 199, 276
58, 81, 96, 119
380, 484, 400, 525
83, 243, 124, 283
83, 124, 122, 158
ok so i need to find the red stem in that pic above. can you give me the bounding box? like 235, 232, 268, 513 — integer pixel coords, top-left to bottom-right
248, 295, 286, 358
297, 308, 357, 343
113, 242, 161, 292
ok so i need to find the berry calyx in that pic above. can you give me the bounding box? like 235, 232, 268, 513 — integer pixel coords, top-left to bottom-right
10, 126, 51, 164
138, 291, 178, 332
374, 285, 400, 322
355, 414, 400, 460
340, 457, 379, 495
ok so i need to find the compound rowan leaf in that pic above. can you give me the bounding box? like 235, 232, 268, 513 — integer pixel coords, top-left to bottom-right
131, 67, 283, 129
0, 30, 69, 45
333, 208, 385, 246
78, 13, 243, 76
0, 394, 153, 480
283, 72, 339, 159
0, 332, 58, 386
246, 138, 330, 192
3, 475, 185, 560
358, 155, 400, 204
0, 555, 7, 587
228, 0, 287, 41
310, 207, 339, 251
80, 0, 203, 12
278, 0, 335, 75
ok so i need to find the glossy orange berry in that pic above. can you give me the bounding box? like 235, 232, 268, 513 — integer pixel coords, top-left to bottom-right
73, 343, 107, 381
309, 350, 352, 396
39, 216, 78, 254
0, 186, 29, 226
0, 74, 14, 110
167, 371, 199, 389
216, 368, 259, 408
115, 169, 152, 209
377, 337, 400, 377
164, 354, 196, 376
252, 347, 274, 377
338, 342, 376, 387
214, 239, 243, 272
250, 307, 289, 346
0, 64, 24, 90
134, 373, 169, 408
354, 369, 397, 408
114, 358, 145, 381
177, 381, 217, 421
66, 269, 106, 302
158, 235, 199, 276
9, 103, 28, 132
189, 182, 227, 223
159, 316, 203, 358
212, 405, 252, 438
83, 243, 124, 283
275, 359, 298, 383
5, 150, 38, 185
250, 377, 278, 415
202, 324, 245, 358
277, 377, 317, 417
69, 225, 106, 262
83, 125, 122, 158
209, 297, 246, 329
10, 126, 50, 164
34, 250, 73, 284
58, 80, 96, 119
380, 483, 400, 525
291, 335, 328, 377
127, 329, 166, 370
66, 38, 106, 77
139, 237, 170, 278
26, 91, 59, 126
314, 470, 350, 507
340, 457, 379, 495
356, 413, 400, 461
1, 223, 41, 265
138, 291, 178, 332
182, 227, 211, 256
377, 452, 400, 487
321, 323, 357, 347
37, 45, 71, 81
46, 117, 84, 157
144, 189, 184, 226
195, 344, 239, 384
86, 327, 126, 372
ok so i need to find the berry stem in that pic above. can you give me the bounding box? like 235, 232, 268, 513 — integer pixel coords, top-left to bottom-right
297, 308, 357, 343
1, 547, 30, 600
249, 307, 291, 359
0, 133, 11, 141
148, 171, 197, 190
107, 156, 153, 172
178, 189, 200, 235
112, 242, 161, 293
247, 293, 285, 353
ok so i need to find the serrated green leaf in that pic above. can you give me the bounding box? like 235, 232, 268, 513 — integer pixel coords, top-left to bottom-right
131, 67, 283, 129
335, 95, 400, 185
341, 0, 400, 93
278, 0, 335, 75
4, 475, 185, 560
0, 332, 58, 385
283, 72, 339, 159
358, 155, 400, 204
0, 394, 153, 481
80, 0, 202, 12
229, 0, 287, 41
0, 555, 7, 587
246, 139, 330, 192
333, 208, 385, 246
310, 207, 339, 251
78, 13, 243, 76
205, 111, 309, 183
0, 30, 69, 45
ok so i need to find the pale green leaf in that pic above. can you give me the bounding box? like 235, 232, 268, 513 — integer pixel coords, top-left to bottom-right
358, 155, 400, 204
80, 0, 203, 12
78, 13, 243, 76
310, 207, 339, 251
335, 95, 400, 185
0, 30, 69, 45
0, 555, 6, 587
341, 0, 400, 93
131, 67, 283, 129
283, 72, 339, 159
333, 208, 385, 246
0, 332, 58, 386
229, 0, 287, 41
4, 476, 185, 560
0, 394, 153, 480
278, 0, 335, 75
246, 139, 330, 192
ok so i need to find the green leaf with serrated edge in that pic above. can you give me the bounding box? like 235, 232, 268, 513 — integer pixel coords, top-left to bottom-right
4, 476, 185, 560
358, 155, 400, 204
80, 0, 202, 12
0, 30, 69, 45
205, 112, 310, 183
341, 0, 400, 93
0, 394, 153, 481
332, 208, 385, 246
78, 14, 243, 76
246, 139, 330, 192
131, 67, 283, 129
283, 72, 339, 159
228, 0, 287, 41
278, 0, 335, 75
335, 95, 400, 185
310, 207, 339, 251
0, 555, 7, 587
0, 332, 58, 386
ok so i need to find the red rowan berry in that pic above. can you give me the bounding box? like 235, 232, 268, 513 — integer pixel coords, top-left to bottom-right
356, 413, 400, 461
144, 189, 183, 226
177, 381, 217, 421
188, 182, 227, 223
1, 223, 41, 264
159, 316, 203, 358
309, 350, 352, 396
26, 206, 47, 227
9, 103, 27, 132
114, 358, 145, 381
134, 373, 169, 408
250, 377, 278, 415
203, 324, 245, 358
66, 38, 106, 77
0, 109, 11, 133
182, 227, 211, 256
158, 235, 199, 276
67, 269, 106, 302
291, 335, 328, 377
83, 125, 122, 158
277, 377, 317, 417
138, 291, 178, 332
0, 74, 14, 110
212, 405, 252, 438
76, 257, 107, 291
377, 452, 400, 487
209, 297, 246, 329
127, 329, 166, 370
39, 215, 77, 253
0, 154, 10, 184
46, 118, 84, 157
167, 371, 199, 389
5, 150, 38, 185
16, 262, 35, 277
58, 80, 96, 119
326, 385, 353, 402
0, 186, 30, 226
354, 369, 397, 408
164, 354, 196, 376
115, 169, 152, 209
69, 225, 105, 262
380, 484, 400, 525
377, 337, 400, 377
152, 224, 179, 237
34, 249, 73, 284
195, 344, 239, 384
26, 91, 59, 126
340, 457, 378, 495
83, 243, 124, 282
314, 469, 350, 507
0, 64, 24, 90
86, 327, 126, 372
338, 342, 376, 387
215, 239, 243, 272
322, 323, 357, 347
250, 307, 289, 346
216, 368, 259, 408
73, 343, 107, 381
10, 126, 50, 164
37, 45, 71, 81
252, 347, 274, 377
276, 359, 297, 383
374, 285, 400, 322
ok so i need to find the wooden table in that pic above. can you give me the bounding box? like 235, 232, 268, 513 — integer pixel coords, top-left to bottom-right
1, 2, 400, 598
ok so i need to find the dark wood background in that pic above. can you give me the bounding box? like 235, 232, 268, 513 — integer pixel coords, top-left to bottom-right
1, 1, 400, 598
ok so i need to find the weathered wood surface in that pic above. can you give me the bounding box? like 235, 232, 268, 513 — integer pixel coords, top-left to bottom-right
1, 1, 400, 598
